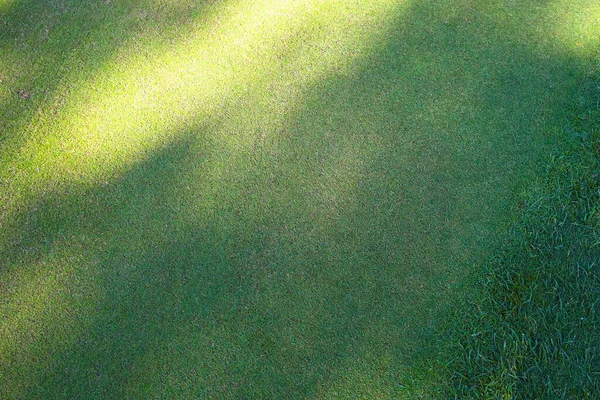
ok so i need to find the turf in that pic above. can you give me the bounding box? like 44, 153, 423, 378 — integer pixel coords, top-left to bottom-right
0, 0, 598, 398
443, 64, 600, 399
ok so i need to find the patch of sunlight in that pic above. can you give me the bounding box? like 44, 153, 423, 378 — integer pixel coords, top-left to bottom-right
0, 83, 8, 108
544, 0, 600, 57
0, 55, 13, 107
0, 0, 15, 13
12, 0, 407, 199
2, 1, 411, 394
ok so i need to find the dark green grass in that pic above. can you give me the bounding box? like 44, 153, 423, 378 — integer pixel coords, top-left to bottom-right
444, 64, 600, 399
1, 0, 598, 398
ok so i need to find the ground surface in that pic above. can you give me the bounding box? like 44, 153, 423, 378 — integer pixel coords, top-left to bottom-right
1, 0, 598, 398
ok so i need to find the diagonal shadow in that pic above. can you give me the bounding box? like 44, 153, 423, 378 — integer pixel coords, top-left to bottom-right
0, 0, 596, 399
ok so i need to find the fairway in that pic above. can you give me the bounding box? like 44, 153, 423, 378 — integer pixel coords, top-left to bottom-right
1, 0, 598, 398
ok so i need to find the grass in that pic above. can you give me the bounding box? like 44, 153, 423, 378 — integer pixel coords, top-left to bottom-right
443, 63, 600, 399
1, 0, 599, 398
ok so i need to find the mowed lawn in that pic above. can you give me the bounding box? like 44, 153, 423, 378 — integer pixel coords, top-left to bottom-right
1, 0, 598, 398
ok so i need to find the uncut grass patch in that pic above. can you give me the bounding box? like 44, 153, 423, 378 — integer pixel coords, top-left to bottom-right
445, 63, 600, 399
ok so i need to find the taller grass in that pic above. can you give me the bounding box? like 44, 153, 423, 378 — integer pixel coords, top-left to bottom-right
445, 59, 600, 399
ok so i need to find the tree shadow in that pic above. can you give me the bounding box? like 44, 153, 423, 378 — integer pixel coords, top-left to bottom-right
1, 116, 382, 397
0, 0, 595, 398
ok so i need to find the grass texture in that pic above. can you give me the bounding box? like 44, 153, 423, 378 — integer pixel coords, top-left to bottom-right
1, 0, 599, 398
445, 64, 600, 399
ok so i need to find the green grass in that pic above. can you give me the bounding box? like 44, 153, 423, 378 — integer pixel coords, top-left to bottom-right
443, 64, 600, 399
1, 0, 598, 398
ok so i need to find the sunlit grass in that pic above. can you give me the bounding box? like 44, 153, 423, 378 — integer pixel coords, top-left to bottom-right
544, 0, 600, 57
9, 0, 401, 193
1, 0, 598, 398
2, 1, 408, 396
0, 0, 15, 13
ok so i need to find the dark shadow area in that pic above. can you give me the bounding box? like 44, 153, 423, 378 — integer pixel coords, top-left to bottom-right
0, 0, 595, 398
1, 121, 386, 398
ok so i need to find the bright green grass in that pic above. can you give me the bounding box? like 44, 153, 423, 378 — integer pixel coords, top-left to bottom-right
1, 0, 598, 398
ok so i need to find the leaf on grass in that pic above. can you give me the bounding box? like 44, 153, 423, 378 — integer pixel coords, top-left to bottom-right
18, 89, 30, 99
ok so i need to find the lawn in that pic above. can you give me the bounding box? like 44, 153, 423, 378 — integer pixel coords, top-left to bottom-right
1, 0, 598, 398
